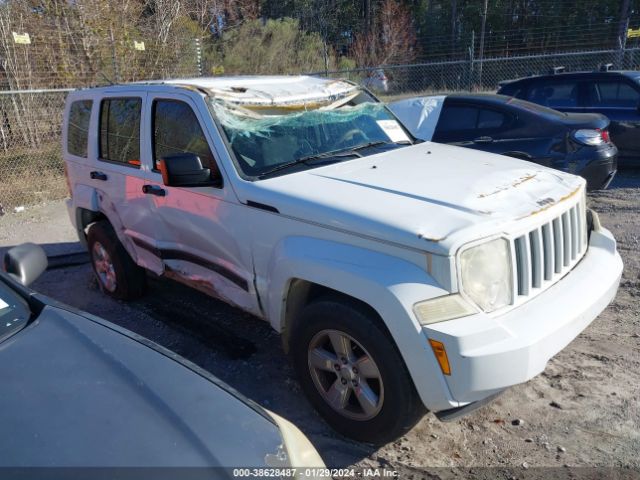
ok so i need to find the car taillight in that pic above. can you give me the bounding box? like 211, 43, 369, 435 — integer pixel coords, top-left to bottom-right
601, 129, 610, 143
573, 129, 607, 146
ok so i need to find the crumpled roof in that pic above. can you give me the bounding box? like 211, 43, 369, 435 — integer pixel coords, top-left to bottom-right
164, 75, 358, 108
388, 96, 446, 141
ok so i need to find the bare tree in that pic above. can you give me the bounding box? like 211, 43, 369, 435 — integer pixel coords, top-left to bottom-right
351, 0, 416, 67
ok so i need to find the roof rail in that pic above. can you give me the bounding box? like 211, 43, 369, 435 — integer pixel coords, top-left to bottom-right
549, 66, 565, 75
599, 63, 614, 72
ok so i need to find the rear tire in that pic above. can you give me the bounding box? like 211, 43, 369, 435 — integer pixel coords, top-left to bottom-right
87, 221, 146, 300
290, 295, 425, 445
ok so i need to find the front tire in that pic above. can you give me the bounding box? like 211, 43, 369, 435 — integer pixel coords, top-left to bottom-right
290, 296, 425, 445
87, 221, 146, 300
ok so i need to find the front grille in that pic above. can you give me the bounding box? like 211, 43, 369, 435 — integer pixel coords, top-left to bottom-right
512, 194, 587, 301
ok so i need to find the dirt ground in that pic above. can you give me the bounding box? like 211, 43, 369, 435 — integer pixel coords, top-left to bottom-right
0, 171, 638, 479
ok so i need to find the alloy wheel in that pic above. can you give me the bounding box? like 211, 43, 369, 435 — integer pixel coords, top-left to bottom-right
92, 241, 117, 293
307, 329, 384, 421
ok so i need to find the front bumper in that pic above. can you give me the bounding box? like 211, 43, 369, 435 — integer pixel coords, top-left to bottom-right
424, 226, 622, 406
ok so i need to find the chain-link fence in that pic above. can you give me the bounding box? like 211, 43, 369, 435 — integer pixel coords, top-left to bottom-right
0, 10, 202, 90
0, 89, 71, 213
314, 47, 640, 100
1, 47, 639, 212
0, 17, 202, 212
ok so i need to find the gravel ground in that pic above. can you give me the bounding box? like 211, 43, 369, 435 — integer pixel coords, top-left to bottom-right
0, 171, 638, 479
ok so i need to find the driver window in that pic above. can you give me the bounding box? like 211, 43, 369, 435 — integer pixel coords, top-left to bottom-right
153, 99, 220, 181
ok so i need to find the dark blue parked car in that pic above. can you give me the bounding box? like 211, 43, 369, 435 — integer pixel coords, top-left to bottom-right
390, 94, 618, 190
497, 70, 640, 167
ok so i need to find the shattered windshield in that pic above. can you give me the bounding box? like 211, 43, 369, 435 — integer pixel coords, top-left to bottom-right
210, 98, 412, 179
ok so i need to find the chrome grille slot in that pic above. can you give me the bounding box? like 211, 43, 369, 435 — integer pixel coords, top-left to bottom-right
561, 211, 571, 266
512, 193, 587, 304
552, 217, 563, 273
570, 207, 578, 260
529, 229, 543, 289
514, 237, 530, 296
541, 223, 553, 281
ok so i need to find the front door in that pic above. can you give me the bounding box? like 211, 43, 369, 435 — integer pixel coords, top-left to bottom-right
138, 92, 259, 315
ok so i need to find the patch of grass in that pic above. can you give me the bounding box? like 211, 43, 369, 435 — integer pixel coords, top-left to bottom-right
0, 144, 67, 210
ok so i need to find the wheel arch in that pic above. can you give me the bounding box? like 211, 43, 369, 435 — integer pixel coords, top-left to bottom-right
280, 279, 390, 355
74, 207, 108, 246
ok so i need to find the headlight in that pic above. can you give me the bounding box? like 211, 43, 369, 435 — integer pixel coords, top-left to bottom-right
267, 411, 325, 474
460, 238, 512, 312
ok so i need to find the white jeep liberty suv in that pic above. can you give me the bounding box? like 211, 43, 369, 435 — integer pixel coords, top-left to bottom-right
63, 76, 622, 445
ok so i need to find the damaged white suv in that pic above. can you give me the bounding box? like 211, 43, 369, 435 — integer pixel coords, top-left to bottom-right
63, 76, 622, 444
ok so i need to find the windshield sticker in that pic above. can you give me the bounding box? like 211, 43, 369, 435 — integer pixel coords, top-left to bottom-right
0, 298, 8, 310
376, 120, 410, 143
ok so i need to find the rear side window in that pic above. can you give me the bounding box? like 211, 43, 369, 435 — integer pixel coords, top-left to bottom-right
152, 99, 217, 174
588, 81, 640, 107
99, 98, 141, 167
67, 100, 92, 157
437, 106, 479, 132
527, 81, 579, 108
437, 105, 511, 132
477, 109, 507, 129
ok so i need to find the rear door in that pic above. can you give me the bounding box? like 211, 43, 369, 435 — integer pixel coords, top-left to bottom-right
138, 91, 258, 315
582, 77, 640, 159
90, 93, 163, 273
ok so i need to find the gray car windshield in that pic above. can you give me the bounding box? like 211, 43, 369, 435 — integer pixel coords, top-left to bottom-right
211, 100, 412, 178
0, 278, 30, 342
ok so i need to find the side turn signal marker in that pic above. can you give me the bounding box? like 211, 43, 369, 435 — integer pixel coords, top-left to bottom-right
429, 339, 451, 376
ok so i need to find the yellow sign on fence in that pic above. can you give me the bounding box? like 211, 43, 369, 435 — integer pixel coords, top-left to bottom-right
134, 41, 145, 51
12, 32, 31, 44
628, 28, 640, 38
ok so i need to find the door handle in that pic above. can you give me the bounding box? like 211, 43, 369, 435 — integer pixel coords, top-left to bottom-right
90, 171, 108, 181
473, 136, 494, 144
142, 185, 166, 197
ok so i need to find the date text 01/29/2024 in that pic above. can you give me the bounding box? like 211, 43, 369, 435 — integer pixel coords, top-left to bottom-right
232, 468, 398, 478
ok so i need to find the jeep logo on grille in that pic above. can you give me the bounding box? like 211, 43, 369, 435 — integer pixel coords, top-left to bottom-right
537, 197, 555, 206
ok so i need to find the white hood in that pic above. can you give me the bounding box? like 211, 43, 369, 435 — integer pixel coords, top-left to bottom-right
240, 142, 584, 255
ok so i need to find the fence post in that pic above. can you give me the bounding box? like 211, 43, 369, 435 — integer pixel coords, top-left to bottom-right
617, 18, 629, 69
109, 26, 120, 82
468, 31, 475, 91
195, 38, 203, 76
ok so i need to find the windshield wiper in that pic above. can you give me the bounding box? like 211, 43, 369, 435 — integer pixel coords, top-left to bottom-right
257, 150, 360, 179
291, 140, 391, 165
257, 140, 401, 179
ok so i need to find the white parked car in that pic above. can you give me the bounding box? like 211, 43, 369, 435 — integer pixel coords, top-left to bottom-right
362, 68, 389, 93
63, 76, 622, 445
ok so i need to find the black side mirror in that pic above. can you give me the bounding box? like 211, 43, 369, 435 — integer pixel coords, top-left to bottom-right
3, 243, 48, 286
159, 154, 219, 187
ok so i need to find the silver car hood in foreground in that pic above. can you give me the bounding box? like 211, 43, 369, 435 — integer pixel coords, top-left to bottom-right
0, 305, 282, 467
247, 142, 584, 255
